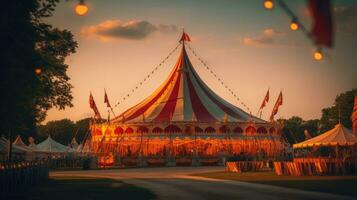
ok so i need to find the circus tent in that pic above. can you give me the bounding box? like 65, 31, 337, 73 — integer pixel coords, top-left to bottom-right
36, 135, 74, 153
293, 123, 357, 148
69, 137, 79, 149
12, 136, 36, 152
112, 43, 264, 124
91, 33, 283, 164
1, 136, 29, 161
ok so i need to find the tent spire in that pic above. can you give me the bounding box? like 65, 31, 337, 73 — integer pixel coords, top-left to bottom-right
180, 29, 191, 44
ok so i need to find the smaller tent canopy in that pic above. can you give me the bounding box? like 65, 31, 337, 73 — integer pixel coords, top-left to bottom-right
293, 123, 357, 149
13, 136, 26, 146
13, 135, 38, 152
69, 137, 79, 149
0, 136, 26, 154
28, 136, 38, 150
36, 135, 74, 153
0, 136, 8, 152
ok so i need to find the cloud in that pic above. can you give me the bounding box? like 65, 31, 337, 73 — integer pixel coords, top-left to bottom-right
242, 28, 286, 47
81, 20, 178, 41
263, 28, 286, 37
242, 37, 275, 46
334, 5, 357, 34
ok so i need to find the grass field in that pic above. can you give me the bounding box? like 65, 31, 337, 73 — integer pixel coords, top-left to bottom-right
9, 176, 156, 200
191, 171, 357, 197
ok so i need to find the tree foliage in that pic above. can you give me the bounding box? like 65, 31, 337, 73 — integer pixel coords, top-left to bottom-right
279, 117, 319, 144
37, 118, 92, 145
319, 88, 357, 132
0, 0, 77, 138
280, 88, 356, 144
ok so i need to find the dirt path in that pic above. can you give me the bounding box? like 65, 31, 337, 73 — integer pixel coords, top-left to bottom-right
52, 167, 354, 200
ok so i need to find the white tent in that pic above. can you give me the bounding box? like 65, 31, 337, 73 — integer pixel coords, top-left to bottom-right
1, 136, 29, 162
0, 136, 8, 152
293, 123, 357, 148
13, 136, 35, 152
1, 136, 26, 154
69, 137, 79, 150
36, 135, 74, 153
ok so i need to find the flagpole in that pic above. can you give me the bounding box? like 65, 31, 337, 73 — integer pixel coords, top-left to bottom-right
260, 110, 262, 119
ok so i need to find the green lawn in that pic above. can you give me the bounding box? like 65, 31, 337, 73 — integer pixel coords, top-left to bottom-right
9, 176, 156, 200
192, 171, 357, 197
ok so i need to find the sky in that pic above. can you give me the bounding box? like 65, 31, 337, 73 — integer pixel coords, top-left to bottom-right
44, 0, 357, 123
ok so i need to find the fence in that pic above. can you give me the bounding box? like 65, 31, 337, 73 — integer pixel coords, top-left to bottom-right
226, 161, 272, 172
0, 161, 49, 198
274, 158, 357, 176
48, 156, 93, 170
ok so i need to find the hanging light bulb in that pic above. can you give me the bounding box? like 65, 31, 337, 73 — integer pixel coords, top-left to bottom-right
264, 0, 274, 10
313, 49, 323, 61
35, 67, 42, 75
290, 19, 299, 31
75, 0, 89, 16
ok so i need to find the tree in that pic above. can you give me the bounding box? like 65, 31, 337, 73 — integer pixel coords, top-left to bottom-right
74, 118, 92, 143
320, 88, 357, 132
279, 117, 319, 144
36, 117, 92, 145
0, 0, 77, 138
37, 119, 76, 145
279, 116, 303, 144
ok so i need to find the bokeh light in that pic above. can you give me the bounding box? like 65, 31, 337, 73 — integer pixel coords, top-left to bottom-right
290, 21, 299, 31
314, 50, 323, 61
264, 0, 274, 10
75, 3, 89, 16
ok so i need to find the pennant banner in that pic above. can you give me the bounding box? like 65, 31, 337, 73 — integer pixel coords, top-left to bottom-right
270, 91, 283, 121
259, 89, 270, 110
89, 92, 102, 120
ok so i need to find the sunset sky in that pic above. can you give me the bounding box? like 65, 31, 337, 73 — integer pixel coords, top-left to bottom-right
45, 0, 357, 123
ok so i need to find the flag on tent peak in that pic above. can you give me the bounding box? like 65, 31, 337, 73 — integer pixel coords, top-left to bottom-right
180, 31, 191, 42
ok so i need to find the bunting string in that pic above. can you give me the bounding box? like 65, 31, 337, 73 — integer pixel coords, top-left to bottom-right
113, 43, 181, 108
186, 44, 253, 115
276, 0, 312, 41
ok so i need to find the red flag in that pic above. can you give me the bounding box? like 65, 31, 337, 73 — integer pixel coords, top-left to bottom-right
104, 89, 111, 108
308, 0, 334, 47
89, 92, 102, 120
180, 31, 191, 42
351, 95, 357, 134
259, 89, 270, 110
270, 91, 283, 121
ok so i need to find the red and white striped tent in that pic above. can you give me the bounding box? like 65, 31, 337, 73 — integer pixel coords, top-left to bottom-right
91, 33, 283, 161
112, 43, 264, 124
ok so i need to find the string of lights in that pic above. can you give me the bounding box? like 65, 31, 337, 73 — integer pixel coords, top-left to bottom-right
74, 0, 326, 61
186, 44, 253, 115
113, 43, 181, 108
263, 0, 324, 61
75, 0, 89, 16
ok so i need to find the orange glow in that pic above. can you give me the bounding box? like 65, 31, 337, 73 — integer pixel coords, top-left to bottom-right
264, 0, 274, 10
290, 22, 299, 31
35, 68, 42, 75
314, 50, 323, 61
90, 124, 283, 167
75, 4, 89, 16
